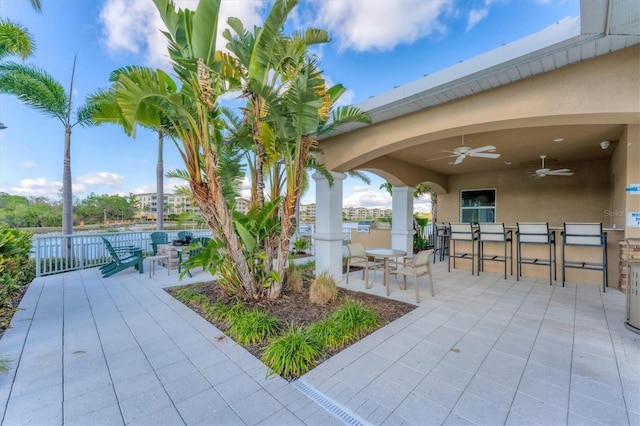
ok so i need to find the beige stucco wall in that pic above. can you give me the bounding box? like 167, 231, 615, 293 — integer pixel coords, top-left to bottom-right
436, 157, 628, 286
438, 158, 611, 226
611, 128, 629, 230
350, 229, 392, 249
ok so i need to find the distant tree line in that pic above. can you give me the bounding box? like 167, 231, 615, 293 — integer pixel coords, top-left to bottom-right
0, 192, 138, 228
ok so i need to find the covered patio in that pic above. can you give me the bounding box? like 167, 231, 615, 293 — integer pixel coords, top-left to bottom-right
312, 1, 640, 289
0, 264, 637, 425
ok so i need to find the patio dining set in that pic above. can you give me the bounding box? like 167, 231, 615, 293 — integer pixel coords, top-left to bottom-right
345, 222, 610, 307
100, 231, 209, 279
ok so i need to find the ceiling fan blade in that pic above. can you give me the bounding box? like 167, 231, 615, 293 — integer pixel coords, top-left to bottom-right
547, 170, 574, 176
453, 155, 465, 165
468, 145, 497, 154
470, 152, 501, 159
426, 154, 455, 162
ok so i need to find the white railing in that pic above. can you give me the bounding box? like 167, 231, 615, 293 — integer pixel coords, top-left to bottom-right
34, 230, 212, 277
31, 224, 387, 276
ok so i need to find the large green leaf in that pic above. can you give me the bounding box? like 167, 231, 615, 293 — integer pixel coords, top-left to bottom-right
249, 0, 298, 82
192, 0, 221, 68
235, 221, 257, 252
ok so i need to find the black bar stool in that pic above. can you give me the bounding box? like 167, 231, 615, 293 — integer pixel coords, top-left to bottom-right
516, 222, 556, 285
561, 222, 607, 292
432, 222, 450, 263
478, 222, 512, 279
448, 223, 478, 275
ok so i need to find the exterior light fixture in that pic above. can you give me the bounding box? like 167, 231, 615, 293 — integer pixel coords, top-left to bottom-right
600, 140, 610, 149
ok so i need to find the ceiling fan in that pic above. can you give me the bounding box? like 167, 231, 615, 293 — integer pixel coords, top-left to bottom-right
531, 155, 574, 178
438, 135, 501, 165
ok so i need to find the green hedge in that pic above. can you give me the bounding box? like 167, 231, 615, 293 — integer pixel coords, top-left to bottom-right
1, 226, 35, 328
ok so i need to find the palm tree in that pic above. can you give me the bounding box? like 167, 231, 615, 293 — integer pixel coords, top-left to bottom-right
107, 0, 258, 295
0, 57, 93, 238
223, 4, 370, 297
88, 67, 175, 231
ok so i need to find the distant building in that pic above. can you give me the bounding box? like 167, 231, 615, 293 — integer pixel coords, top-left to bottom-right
133, 193, 200, 219
339, 206, 392, 221
235, 197, 250, 214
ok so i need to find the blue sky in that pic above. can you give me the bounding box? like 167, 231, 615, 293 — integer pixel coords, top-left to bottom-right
0, 0, 580, 212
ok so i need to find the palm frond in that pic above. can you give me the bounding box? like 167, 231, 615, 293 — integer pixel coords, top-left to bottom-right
318, 105, 371, 136
0, 19, 35, 60
0, 61, 68, 122
249, 0, 298, 82
74, 103, 96, 128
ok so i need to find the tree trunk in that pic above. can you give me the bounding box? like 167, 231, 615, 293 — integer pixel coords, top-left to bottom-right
62, 126, 73, 236
156, 131, 164, 230
268, 138, 310, 299
431, 192, 438, 222
194, 152, 258, 296
62, 125, 73, 260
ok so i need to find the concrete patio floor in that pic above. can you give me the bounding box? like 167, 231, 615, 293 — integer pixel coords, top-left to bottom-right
0, 260, 638, 425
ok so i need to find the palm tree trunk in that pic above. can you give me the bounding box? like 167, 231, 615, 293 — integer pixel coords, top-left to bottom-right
156, 131, 164, 230
61, 126, 73, 261
193, 153, 258, 296
62, 126, 73, 236
269, 138, 311, 299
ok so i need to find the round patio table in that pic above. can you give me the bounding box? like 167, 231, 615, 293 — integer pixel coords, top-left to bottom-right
365, 248, 407, 296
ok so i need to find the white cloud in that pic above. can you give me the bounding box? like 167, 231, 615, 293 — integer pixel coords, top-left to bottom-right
414, 195, 432, 213
240, 176, 252, 199
343, 185, 391, 209
311, 0, 452, 52
132, 178, 185, 195
132, 184, 157, 195
21, 161, 40, 168
9, 178, 60, 198
467, 8, 489, 31
76, 172, 124, 186
100, 0, 265, 69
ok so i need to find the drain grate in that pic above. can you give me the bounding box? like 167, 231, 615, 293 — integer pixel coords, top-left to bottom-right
292, 379, 370, 426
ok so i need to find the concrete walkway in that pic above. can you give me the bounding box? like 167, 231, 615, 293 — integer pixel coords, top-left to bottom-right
0, 261, 638, 425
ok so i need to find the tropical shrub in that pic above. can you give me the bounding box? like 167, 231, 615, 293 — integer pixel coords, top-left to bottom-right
0, 226, 35, 329
331, 300, 379, 338
261, 325, 321, 378
293, 238, 308, 254
307, 317, 347, 350
309, 270, 337, 305
227, 308, 280, 346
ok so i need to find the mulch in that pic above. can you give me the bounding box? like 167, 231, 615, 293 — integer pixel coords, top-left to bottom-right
165, 272, 416, 378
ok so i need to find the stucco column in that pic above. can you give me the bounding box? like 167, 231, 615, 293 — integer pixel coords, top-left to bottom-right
313, 171, 346, 281
392, 186, 415, 255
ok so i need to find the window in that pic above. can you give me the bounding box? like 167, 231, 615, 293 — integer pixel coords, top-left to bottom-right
460, 189, 496, 223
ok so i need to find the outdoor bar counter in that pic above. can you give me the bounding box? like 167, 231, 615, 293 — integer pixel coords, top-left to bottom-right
448, 226, 625, 289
